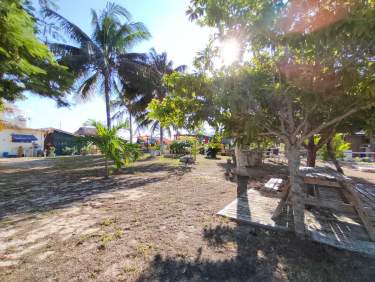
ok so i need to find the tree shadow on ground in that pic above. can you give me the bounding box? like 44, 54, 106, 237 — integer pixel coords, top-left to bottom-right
138, 162, 375, 282
138, 222, 375, 281
0, 156, 190, 221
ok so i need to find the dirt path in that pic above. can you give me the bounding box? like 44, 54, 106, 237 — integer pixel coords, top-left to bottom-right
0, 155, 374, 281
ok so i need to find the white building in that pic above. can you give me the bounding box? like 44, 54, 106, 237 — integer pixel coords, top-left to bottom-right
0, 113, 46, 158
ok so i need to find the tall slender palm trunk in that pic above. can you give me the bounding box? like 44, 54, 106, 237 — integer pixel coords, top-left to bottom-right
129, 112, 133, 144
104, 78, 111, 129
104, 76, 111, 178
159, 126, 164, 154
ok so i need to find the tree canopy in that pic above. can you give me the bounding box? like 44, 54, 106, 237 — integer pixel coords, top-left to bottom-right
0, 0, 73, 106
152, 0, 375, 238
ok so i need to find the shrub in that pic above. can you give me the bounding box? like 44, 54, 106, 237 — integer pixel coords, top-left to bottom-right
62, 146, 75, 155
170, 140, 192, 155
207, 142, 221, 158
150, 144, 161, 151
319, 134, 350, 161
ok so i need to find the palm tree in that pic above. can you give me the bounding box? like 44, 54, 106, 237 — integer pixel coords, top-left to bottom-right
45, 2, 150, 129
111, 95, 135, 144
84, 120, 139, 178
120, 48, 186, 153
193, 38, 218, 73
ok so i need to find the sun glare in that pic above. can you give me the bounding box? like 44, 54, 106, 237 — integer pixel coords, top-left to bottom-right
220, 39, 240, 66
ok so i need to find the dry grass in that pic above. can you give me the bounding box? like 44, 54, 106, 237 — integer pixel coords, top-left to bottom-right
0, 155, 374, 281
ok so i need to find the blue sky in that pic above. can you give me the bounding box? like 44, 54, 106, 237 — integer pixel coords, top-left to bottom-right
16, 0, 212, 133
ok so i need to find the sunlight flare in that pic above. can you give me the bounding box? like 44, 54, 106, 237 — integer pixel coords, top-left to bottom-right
220, 39, 240, 66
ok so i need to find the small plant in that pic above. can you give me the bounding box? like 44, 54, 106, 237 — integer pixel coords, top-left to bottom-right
101, 218, 115, 226
206, 142, 221, 158
114, 228, 123, 239
123, 265, 137, 273
98, 234, 114, 249
135, 243, 153, 257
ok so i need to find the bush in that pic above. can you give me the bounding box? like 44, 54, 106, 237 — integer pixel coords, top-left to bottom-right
150, 144, 161, 151
206, 142, 221, 158
170, 140, 192, 155
62, 146, 75, 155
319, 134, 350, 161
122, 143, 142, 164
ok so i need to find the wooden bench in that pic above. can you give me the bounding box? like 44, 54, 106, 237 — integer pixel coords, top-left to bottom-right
262, 178, 285, 193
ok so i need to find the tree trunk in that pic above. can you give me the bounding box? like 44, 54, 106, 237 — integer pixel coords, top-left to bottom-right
234, 143, 249, 195
129, 112, 133, 144
287, 146, 305, 238
327, 139, 344, 174
306, 136, 317, 167
104, 77, 111, 129
159, 126, 164, 155
104, 76, 111, 179
234, 143, 247, 176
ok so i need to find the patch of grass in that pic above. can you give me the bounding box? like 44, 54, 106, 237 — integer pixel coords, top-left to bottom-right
135, 243, 153, 258
123, 265, 137, 273
97, 228, 123, 249
100, 217, 116, 226
98, 234, 114, 249
114, 228, 123, 239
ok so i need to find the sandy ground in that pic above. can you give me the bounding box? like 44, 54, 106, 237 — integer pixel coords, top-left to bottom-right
0, 155, 374, 281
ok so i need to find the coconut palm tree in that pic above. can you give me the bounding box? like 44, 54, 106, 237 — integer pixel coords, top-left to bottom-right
193, 38, 218, 73
45, 2, 150, 129
119, 48, 186, 153
111, 95, 135, 144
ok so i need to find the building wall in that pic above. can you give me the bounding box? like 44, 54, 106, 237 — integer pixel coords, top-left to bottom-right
0, 128, 45, 157
345, 135, 368, 152
45, 131, 77, 155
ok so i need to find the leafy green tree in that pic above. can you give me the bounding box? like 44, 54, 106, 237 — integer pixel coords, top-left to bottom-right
185, 0, 375, 237
83, 120, 141, 178
46, 2, 150, 128
0, 0, 73, 106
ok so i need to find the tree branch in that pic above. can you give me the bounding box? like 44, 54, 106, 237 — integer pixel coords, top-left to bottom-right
299, 102, 375, 146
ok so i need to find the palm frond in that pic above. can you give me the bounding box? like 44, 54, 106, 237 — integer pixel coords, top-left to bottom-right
77, 72, 99, 99
44, 8, 97, 49
150, 121, 160, 135
48, 43, 81, 56
174, 65, 187, 73
103, 2, 132, 22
